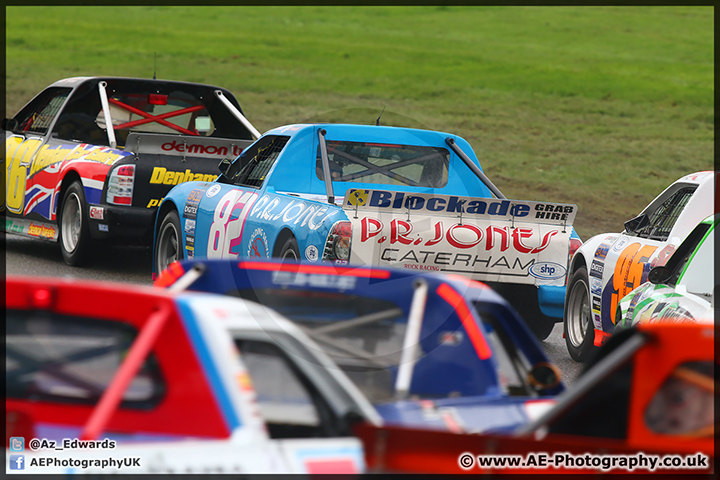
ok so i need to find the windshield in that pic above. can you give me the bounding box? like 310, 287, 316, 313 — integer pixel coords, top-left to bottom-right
236, 288, 405, 403
225, 135, 290, 188
233, 286, 544, 402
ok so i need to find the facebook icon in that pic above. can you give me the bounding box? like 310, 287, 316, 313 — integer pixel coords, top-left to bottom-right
9, 455, 25, 470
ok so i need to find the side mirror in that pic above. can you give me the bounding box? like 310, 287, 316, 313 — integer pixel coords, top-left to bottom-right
624, 213, 649, 234
648, 265, 671, 285
527, 362, 562, 390
217, 157, 233, 176
2, 118, 19, 132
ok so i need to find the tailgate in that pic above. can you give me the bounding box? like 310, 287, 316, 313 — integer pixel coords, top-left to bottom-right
124, 133, 252, 208
344, 189, 577, 287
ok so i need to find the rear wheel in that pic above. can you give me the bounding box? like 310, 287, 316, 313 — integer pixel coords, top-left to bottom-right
485, 282, 558, 341
155, 210, 183, 274
59, 181, 91, 266
564, 266, 598, 362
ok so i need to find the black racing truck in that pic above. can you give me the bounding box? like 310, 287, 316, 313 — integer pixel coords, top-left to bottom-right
3, 76, 259, 265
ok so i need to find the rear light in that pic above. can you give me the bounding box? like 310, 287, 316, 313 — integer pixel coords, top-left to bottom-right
323, 220, 352, 263
148, 93, 168, 105
568, 237, 582, 263
567, 237, 583, 284
107, 164, 135, 205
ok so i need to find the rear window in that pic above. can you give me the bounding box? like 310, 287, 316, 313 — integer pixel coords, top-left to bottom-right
316, 140, 449, 188
52, 79, 255, 147
6, 309, 165, 408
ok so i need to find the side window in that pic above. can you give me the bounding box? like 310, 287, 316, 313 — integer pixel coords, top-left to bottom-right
13, 88, 72, 136
636, 186, 697, 241
644, 361, 714, 436
235, 339, 327, 438
6, 310, 165, 407
225, 135, 290, 188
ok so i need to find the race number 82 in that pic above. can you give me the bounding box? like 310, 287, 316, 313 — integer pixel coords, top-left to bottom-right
207, 190, 257, 258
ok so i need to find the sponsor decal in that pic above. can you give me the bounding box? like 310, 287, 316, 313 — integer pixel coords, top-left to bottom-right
150, 167, 217, 186
403, 264, 441, 272
528, 262, 566, 280
186, 235, 195, 248
184, 218, 196, 236
27, 223, 56, 239
382, 248, 534, 271
346, 189, 369, 206
590, 277, 603, 296
161, 139, 245, 157
250, 195, 338, 231
589, 260, 604, 279
247, 228, 269, 258
594, 242, 610, 260
206, 184, 222, 198
6, 139, 128, 214
351, 211, 571, 285
272, 271, 357, 290
360, 217, 559, 254
28, 144, 127, 178
591, 297, 602, 314
89, 206, 104, 220
612, 236, 629, 252
184, 187, 207, 219
5, 219, 25, 234
207, 190, 258, 258
98, 224, 109, 232
438, 331, 463, 346
146, 198, 164, 208
305, 245, 319, 262
344, 189, 577, 225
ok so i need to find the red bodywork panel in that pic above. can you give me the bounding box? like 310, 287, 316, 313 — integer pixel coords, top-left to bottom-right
6, 277, 231, 443
355, 321, 715, 475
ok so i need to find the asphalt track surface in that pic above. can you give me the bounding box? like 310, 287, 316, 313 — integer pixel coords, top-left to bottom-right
4, 234, 584, 384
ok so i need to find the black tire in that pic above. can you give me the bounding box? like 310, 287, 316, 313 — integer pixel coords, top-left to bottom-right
485, 282, 557, 341
277, 235, 300, 261
563, 266, 598, 362
155, 210, 183, 274
59, 181, 91, 266
512, 299, 556, 341
527, 314, 556, 341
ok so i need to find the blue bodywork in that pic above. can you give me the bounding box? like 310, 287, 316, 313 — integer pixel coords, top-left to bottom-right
157, 258, 564, 433
153, 123, 580, 325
